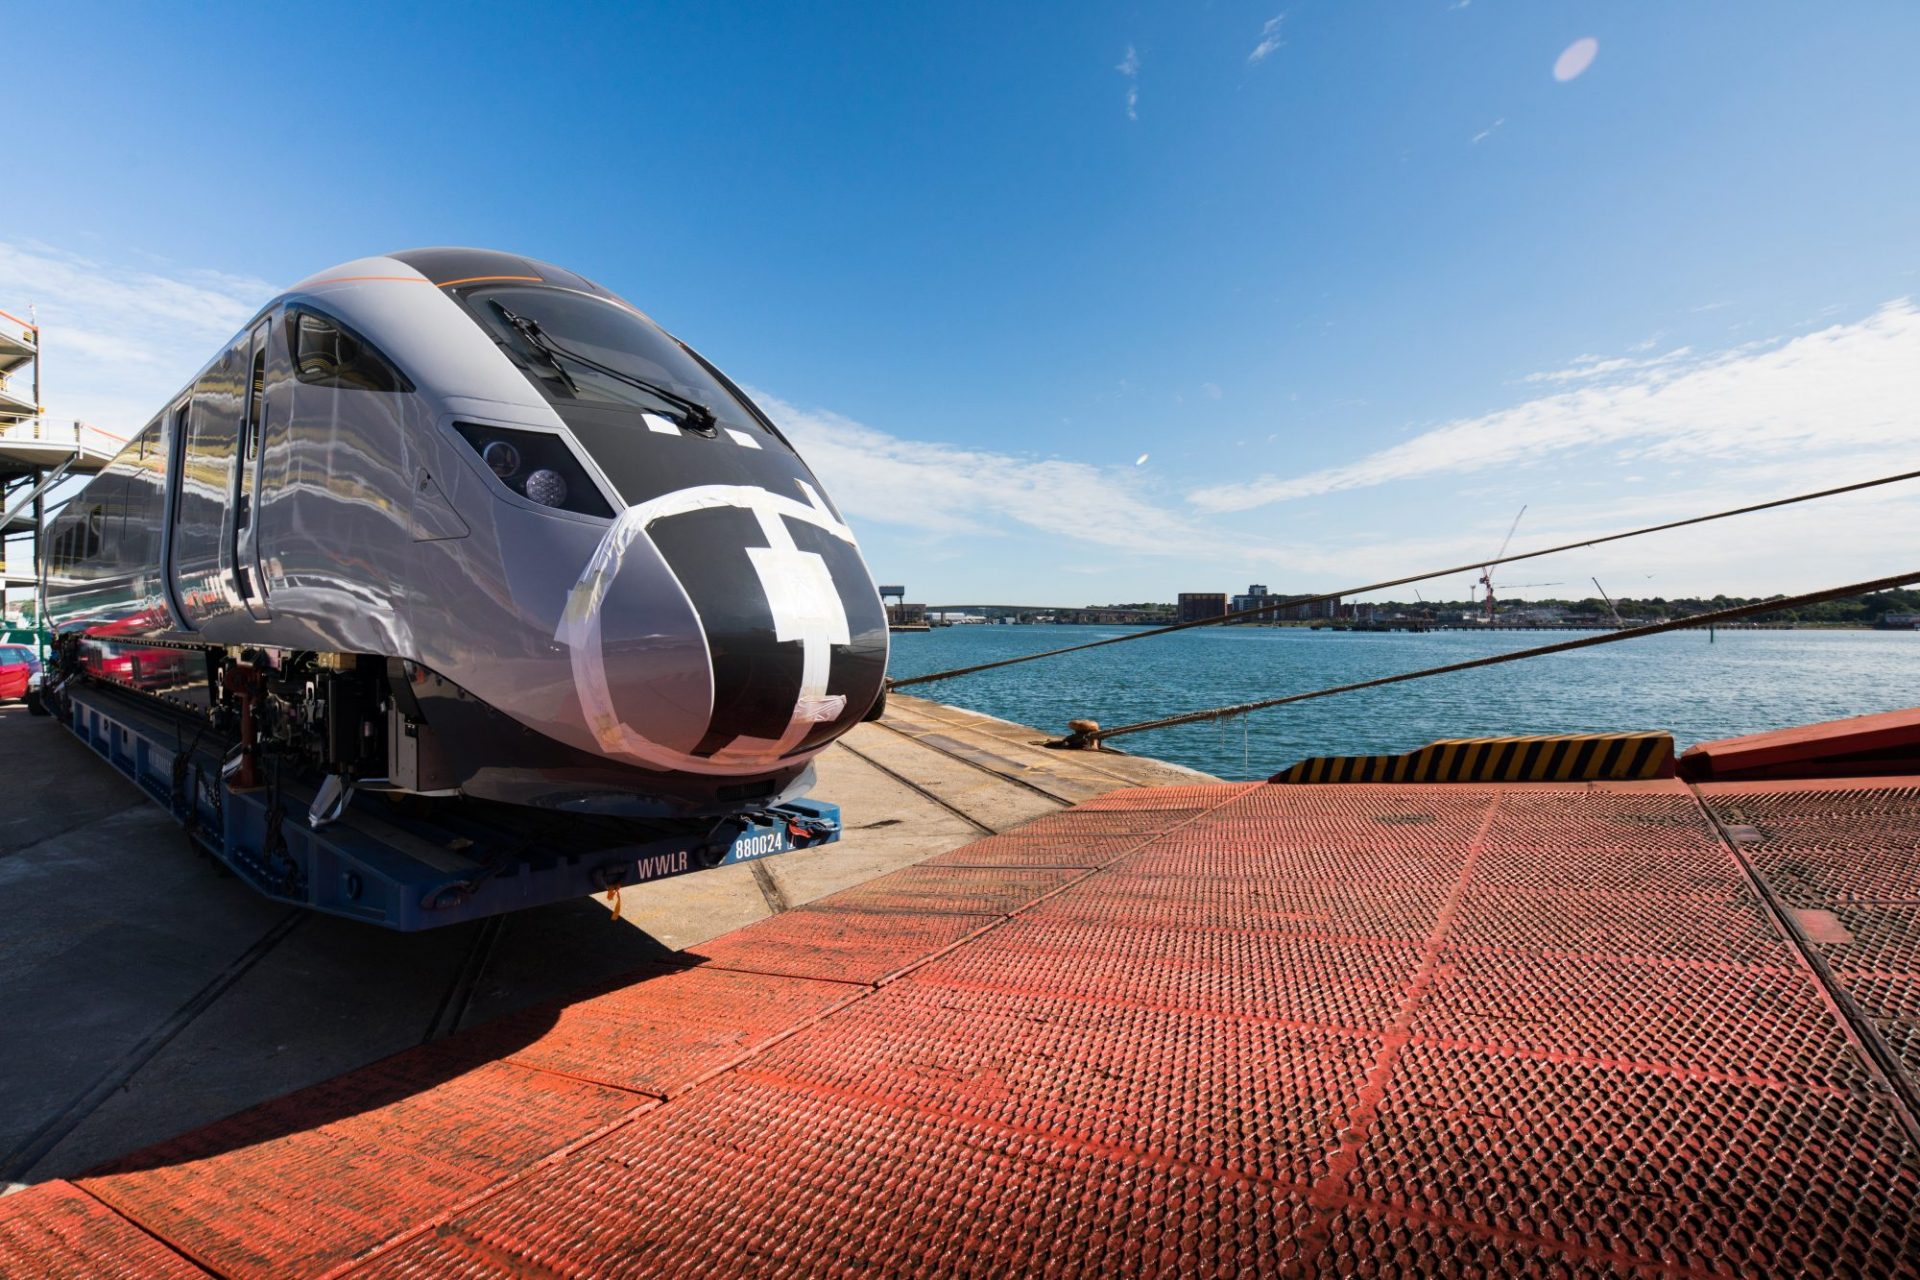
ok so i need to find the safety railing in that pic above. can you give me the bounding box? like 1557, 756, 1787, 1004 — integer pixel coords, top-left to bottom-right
0, 419, 126, 457
0, 307, 36, 346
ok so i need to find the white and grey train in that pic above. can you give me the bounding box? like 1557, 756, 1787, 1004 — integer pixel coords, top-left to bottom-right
40, 248, 889, 818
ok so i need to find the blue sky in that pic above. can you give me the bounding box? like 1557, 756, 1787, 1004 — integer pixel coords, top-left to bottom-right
8, 1, 1920, 604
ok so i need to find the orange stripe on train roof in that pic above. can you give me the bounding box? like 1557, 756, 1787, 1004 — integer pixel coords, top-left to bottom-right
301, 274, 436, 286
298, 272, 547, 289
435, 274, 546, 287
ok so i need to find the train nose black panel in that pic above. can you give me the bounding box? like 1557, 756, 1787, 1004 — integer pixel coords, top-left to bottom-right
646, 504, 886, 761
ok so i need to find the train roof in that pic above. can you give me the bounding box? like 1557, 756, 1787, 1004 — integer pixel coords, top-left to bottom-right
128, 249, 664, 438
290, 249, 636, 311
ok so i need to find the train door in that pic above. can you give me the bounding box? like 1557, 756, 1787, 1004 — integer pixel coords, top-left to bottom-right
158, 396, 193, 630
233, 319, 271, 620
166, 345, 243, 630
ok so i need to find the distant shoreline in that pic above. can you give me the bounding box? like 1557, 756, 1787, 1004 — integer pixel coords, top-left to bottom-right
913, 619, 1911, 632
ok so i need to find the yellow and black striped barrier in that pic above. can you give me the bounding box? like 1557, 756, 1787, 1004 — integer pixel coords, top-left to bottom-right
1271, 731, 1675, 784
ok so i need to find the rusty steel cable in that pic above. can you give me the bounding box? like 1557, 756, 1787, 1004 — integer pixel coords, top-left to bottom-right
887, 466, 1920, 690
1060, 567, 1920, 746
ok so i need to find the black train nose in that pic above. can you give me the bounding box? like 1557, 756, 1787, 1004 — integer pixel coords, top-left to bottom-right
639, 501, 887, 764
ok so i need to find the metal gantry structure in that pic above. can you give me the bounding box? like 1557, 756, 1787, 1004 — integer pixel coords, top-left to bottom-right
1477, 503, 1527, 621
0, 308, 122, 627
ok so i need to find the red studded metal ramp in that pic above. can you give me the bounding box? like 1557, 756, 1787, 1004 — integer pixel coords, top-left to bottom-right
1681, 706, 1920, 781
6, 776, 1920, 1276
0, 1180, 209, 1280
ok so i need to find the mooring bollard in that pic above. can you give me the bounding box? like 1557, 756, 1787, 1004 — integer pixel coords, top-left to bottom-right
1062, 718, 1102, 750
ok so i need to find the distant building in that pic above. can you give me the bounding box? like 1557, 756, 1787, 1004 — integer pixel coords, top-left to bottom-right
1229, 585, 1277, 622
1053, 604, 1176, 625
1177, 593, 1226, 623
1228, 584, 1338, 623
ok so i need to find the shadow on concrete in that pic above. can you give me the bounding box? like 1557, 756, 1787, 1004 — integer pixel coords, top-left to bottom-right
0, 695, 746, 1183
6, 871, 689, 1182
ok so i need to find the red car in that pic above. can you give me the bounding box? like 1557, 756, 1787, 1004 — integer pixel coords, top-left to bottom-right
0, 644, 41, 701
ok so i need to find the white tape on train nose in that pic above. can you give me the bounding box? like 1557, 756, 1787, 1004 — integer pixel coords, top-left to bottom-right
556, 481, 860, 775
747, 535, 850, 737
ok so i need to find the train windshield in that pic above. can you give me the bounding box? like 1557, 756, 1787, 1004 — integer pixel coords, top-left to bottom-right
460, 285, 762, 432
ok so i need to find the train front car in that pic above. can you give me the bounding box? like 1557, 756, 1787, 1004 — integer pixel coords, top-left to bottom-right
386, 248, 891, 814
44, 248, 889, 818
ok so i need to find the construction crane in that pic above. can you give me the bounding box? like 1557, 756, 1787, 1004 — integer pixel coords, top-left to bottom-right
1463, 578, 1562, 622
1477, 505, 1527, 622
1592, 577, 1626, 628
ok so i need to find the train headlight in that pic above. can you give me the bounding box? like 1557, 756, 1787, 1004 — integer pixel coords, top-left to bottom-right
482, 439, 522, 479
523, 468, 568, 508
451, 423, 614, 518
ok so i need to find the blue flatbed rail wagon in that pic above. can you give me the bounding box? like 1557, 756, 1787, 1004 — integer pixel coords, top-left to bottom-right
56, 680, 839, 931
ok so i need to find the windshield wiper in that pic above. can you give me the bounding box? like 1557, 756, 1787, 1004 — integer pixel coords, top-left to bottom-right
491, 303, 582, 396
490, 302, 717, 435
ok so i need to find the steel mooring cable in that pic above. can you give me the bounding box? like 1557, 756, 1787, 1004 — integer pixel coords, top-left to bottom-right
1055, 568, 1920, 746
888, 466, 1920, 691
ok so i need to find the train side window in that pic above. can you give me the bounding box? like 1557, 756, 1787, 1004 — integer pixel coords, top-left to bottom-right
99, 479, 124, 564
123, 465, 149, 565
287, 308, 413, 393
244, 327, 267, 458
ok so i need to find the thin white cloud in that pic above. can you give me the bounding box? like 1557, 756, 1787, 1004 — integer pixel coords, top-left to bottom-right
0, 240, 273, 431
1188, 300, 1920, 513
1116, 45, 1140, 120
1248, 15, 1285, 64
1500, 462, 1920, 595
754, 391, 1256, 561
1260, 453, 1920, 603
1519, 346, 1693, 385
1471, 117, 1505, 144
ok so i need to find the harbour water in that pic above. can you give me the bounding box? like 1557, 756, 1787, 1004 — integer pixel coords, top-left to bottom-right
885, 624, 1920, 781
